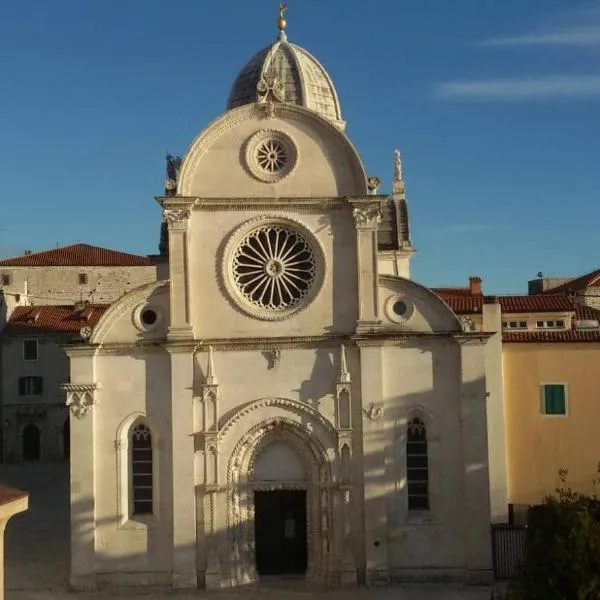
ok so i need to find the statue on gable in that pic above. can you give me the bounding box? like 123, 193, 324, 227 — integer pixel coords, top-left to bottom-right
165, 153, 183, 196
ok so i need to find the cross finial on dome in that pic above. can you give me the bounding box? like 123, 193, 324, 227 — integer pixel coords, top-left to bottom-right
277, 2, 288, 40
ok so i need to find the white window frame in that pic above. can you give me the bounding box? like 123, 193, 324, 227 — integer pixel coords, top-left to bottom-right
116, 414, 160, 529
22, 339, 39, 362
540, 382, 569, 417
502, 320, 528, 330
536, 320, 566, 330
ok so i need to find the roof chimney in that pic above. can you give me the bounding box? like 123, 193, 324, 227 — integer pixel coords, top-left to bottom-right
469, 276, 482, 296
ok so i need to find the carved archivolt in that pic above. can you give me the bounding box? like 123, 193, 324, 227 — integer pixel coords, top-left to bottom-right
224, 417, 334, 586
219, 396, 337, 441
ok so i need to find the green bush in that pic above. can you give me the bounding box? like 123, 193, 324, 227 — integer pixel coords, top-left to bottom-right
508, 466, 600, 600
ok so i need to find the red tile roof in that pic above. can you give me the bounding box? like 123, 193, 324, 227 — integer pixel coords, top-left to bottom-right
434, 290, 577, 315
0, 243, 154, 267
5, 304, 109, 334
503, 330, 600, 343
544, 268, 600, 294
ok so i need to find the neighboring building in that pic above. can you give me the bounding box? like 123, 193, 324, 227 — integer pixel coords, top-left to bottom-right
437, 278, 600, 519
0, 304, 108, 462
0, 243, 158, 308
64, 15, 494, 591
0, 243, 155, 463
533, 267, 600, 310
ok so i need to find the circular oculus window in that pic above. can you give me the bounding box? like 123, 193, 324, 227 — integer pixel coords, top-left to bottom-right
245, 129, 297, 183
133, 304, 163, 332
224, 218, 324, 321
385, 294, 414, 324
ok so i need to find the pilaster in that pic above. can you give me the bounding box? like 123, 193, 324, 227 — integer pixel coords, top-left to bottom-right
62, 355, 99, 592
353, 205, 382, 333
358, 344, 389, 586
165, 207, 193, 340
457, 336, 494, 583
168, 347, 197, 589
482, 299, 508, 523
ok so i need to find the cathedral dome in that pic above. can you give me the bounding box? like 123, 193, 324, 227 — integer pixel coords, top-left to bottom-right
227, 33, 345, 130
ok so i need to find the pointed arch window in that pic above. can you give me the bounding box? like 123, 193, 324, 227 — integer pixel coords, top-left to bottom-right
406, 417, 429, 511
130, 422, 153, 515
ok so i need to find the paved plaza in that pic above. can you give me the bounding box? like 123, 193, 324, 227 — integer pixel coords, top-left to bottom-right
2, 464, 494, 600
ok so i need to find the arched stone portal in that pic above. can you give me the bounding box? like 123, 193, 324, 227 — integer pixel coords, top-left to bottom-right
225, 417, 336, 587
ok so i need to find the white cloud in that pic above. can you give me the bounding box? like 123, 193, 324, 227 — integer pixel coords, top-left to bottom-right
432, 225, 512, 234
481, 26, 600, 47
436, 74, 600, 101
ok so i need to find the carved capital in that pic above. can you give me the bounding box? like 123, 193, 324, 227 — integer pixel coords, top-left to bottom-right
163, 208, 191, 229
353, 207, 381, 228
62, 383, 99, 420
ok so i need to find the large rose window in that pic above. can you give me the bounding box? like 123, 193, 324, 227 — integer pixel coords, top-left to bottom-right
224, 218, 324, 320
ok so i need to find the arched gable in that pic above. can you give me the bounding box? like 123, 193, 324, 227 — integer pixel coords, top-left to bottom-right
378, 274, 463, 333
90, 280, 169, 345
176, 103, 368, 198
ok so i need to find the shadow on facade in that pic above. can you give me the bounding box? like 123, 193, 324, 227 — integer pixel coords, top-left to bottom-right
3, 351, 493, 591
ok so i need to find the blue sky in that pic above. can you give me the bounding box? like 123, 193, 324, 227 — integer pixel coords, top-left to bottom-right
1, 0, 599, 294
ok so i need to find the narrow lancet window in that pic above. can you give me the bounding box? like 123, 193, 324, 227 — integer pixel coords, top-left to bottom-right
406, 418, 429, 510
130, 422, 153, 515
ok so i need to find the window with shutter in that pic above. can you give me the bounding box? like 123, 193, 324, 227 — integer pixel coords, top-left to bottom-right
541, 384, 567, 416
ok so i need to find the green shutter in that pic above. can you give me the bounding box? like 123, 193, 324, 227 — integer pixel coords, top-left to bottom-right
544, 385, 566, 415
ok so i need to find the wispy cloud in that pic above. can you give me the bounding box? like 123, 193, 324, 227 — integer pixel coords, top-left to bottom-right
432, 225, 512, 234
481, 25, 600, 48
436, 74, 600, 101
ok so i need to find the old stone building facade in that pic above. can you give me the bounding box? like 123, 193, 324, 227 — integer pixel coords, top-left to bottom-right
0, 244, 156, 462
65, 16, 495, 590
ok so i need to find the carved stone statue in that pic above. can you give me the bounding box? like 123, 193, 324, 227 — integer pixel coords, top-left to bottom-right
394, 149, 402, 182
165, 153, 183, 196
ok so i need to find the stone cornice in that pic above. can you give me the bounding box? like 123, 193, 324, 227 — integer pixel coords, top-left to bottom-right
156, 195, 385, 213
352, 331, 494, 347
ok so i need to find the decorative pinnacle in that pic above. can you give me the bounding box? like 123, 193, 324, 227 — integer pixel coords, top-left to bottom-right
206, 346, 218, 386
339, 345, 351, 383
277, 2, 288, 39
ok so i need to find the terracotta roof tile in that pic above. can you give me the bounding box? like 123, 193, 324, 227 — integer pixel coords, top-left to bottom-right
503, 330, 600, 343
433, 287, 472, 297
0, 243, 154, 267
4, 304, 109, 334
498, 295, 575, 313
543, 268, 600, 294
434, 290, 578, 315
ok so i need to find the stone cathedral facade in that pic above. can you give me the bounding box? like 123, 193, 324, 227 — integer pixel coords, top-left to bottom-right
65, 13, 494, 591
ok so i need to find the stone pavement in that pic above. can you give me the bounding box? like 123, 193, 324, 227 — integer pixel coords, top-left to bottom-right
2, 464, 494, 600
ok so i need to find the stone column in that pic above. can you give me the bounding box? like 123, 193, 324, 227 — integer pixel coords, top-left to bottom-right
169, 348, 197, 589
165, 208, 193, 340
353, 206, 381, 333
358, 344, 389, 586
458, 337, 494, 584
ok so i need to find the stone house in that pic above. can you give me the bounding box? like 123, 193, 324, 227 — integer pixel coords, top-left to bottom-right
64, 17, 495, 591
0, 243, 157, 462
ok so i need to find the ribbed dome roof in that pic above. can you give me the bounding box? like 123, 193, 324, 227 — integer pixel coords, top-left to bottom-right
227, 34, 345, 130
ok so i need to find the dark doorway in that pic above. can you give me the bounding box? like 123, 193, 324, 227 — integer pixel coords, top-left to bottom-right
23, 423, 41, 461
254, 490, 308, 576
63, 418, 70, 460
